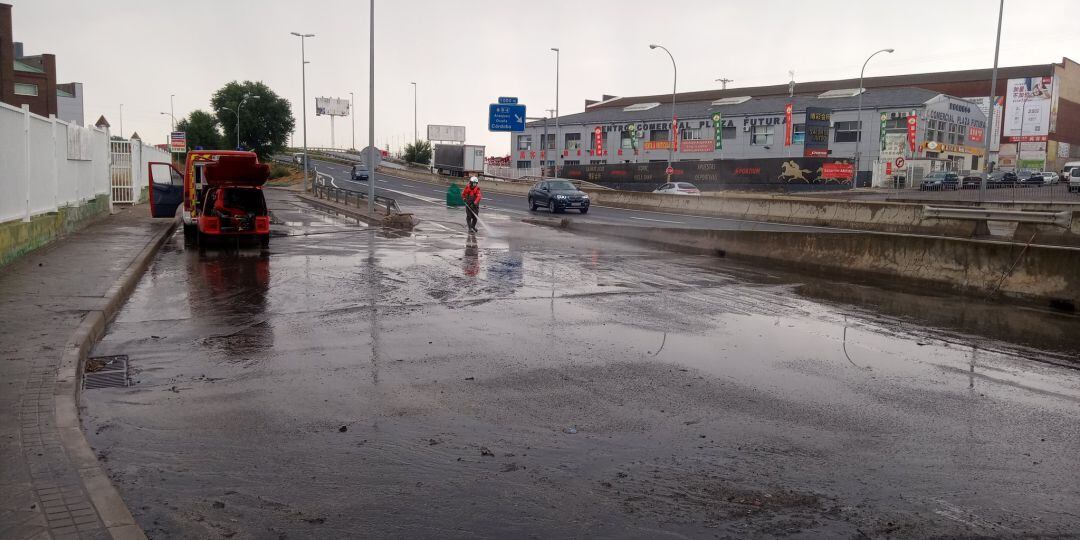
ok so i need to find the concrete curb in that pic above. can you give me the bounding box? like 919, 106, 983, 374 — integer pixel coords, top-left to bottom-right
297, 193, 417, 229
53, 218, 177, 540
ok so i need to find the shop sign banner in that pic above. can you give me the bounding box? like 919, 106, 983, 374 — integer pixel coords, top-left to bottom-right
784, 104, 793, 146
644, 140, 672, 150
1004, 77, 1052, 142
804, 107, 831, 158
968, 126, 984, 143
907, 114, 917, 153
880, 113, 888, 151
822, 162, 854, 180
594, 127, 603, 155
968, 96, 1003, 151
680, 139, 716, 153
712, 112, 723, 150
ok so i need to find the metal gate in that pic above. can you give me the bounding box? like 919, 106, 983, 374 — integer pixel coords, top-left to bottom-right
110, 139, 134, 204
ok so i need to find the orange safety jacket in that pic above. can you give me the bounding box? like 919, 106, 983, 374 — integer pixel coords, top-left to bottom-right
462, 185, 482, 206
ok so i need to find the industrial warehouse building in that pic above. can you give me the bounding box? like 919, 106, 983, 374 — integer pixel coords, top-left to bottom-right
514, 58, 1080, 189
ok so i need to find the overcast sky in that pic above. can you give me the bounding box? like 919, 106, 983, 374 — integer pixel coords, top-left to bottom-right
9, 0, 1080, 154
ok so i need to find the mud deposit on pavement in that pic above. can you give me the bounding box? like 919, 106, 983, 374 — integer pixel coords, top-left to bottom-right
82, 190, 1080, 538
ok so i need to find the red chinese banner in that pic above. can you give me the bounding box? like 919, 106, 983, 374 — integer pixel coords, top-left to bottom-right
594, 127, 603, 156
784, 103, 793, 146
968, 126, 985, 143
907, 115, 918, 153
672, 116, 679, 152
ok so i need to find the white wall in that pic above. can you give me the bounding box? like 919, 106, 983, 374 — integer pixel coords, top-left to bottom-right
0, 101, 111, 223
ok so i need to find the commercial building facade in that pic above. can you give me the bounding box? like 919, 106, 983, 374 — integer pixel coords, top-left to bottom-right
515, 87, 986, 189
515, 58, 1080, 185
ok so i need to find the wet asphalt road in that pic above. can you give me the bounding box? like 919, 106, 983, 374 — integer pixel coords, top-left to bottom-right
307, 157, 852, 234
82, 188, 1080, 538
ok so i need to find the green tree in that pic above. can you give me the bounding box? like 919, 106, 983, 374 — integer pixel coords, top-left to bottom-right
404, 140, 432, 165
211, 81, 295, 158
176, 110, 222, 150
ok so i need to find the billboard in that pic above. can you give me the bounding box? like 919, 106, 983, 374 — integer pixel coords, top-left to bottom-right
427, 124, 466, 142
170, 131, 186, 153
315, 97, 350, 117
1003, 77, 1052, 142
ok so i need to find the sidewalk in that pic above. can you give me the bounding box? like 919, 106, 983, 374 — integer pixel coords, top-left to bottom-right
1, 204, 173, 540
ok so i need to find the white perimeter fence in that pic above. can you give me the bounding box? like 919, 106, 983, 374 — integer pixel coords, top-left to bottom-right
0, 101, 170, 223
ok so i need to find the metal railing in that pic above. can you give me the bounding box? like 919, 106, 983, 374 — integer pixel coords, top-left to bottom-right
923, 205, 1073, 228
312, 173, 400, 215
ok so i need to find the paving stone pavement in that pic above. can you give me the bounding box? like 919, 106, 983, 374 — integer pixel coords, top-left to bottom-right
1, 204, 170, 540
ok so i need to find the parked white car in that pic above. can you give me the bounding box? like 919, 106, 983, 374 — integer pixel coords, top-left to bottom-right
653, 182, 701, 195
1070, 168, 1080, 193
1040, 171, 1060, 185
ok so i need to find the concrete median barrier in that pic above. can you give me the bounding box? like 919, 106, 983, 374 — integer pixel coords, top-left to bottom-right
527, 218, 1080, 310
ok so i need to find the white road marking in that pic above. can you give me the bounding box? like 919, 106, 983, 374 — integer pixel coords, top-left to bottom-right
629, 216, 684, 224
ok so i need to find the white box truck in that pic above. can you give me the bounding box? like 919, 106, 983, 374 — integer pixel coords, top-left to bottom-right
434, 144, 485, 177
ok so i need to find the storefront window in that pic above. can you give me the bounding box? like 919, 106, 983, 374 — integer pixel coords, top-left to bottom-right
834, 121, 861, 143
517, 135, 532, 151
721, 126, 737, 140
517, 160, 532, 169
650, 129, 670, 142
792, 123, 806, 144
541, 134, 555, 150
751, 125, 774, 145
681, 128, 702, 140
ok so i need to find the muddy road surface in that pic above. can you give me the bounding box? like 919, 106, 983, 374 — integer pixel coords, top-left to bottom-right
82, 188, 1080, 538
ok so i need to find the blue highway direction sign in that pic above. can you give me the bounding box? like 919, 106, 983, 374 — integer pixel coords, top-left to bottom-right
489, 103, 526, 132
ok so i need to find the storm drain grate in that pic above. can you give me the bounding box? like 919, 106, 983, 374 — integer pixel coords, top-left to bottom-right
83, 355, 129, 390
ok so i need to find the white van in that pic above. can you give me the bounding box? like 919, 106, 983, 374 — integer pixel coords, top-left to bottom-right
1061, 161, 1080, 180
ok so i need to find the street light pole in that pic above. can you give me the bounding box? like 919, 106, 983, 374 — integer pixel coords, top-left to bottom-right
170, 94, 175, 130
367, 0, 375, 214
854, 48, 894, 187
981, 0, 1004, 194
550, 47, 560, 175
350, 92, 355, 150
235, 94, 259, 150
291, 31, 314, 190
410, 82, 418, 144
119, 104, 123, 139
649, 44, 677, 179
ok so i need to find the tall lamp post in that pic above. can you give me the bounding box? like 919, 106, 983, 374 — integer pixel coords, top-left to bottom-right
550, 47, 560, 175
649, 44, 677, 180
854, 48, 894, 186
410, 82, 418, 144
367, 0, 375, 214
981, 0, 1004, 194
290, 31, 314, 189
349, 92, 355, 150
159, 111, 176, 130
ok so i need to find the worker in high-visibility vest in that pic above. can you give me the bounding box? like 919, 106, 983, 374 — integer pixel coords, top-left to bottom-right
461, 176, 482, 232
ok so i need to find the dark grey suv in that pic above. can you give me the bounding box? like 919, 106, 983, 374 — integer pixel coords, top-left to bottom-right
528, 180, 590, 213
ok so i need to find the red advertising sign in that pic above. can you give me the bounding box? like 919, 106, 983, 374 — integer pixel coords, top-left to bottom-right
594, 127, 603, 155
968, 126, 985, 143
1005, 135, 1048, 143
823, 162, 855, 180
907, 115, 918, 153
885, 162, 893, 175
804, 149, 828, 158
680, 139, 716, 153
644, 141, 672, 150
784, 103, 793, 146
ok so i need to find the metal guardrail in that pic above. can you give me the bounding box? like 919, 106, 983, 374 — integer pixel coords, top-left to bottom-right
312, 172, 400, 215
923, 206, 1073, 228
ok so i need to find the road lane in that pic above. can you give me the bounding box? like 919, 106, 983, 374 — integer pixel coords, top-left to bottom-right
304, 157, 853, 233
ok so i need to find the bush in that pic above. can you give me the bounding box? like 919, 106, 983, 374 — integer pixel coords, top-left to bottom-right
269, 163, 293, 179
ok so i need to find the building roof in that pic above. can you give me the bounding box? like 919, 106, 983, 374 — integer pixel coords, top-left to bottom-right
528, 87, 942, 127
13, 59, 44, 73
588, 61, 1063, 111
94, 115, 110, 128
